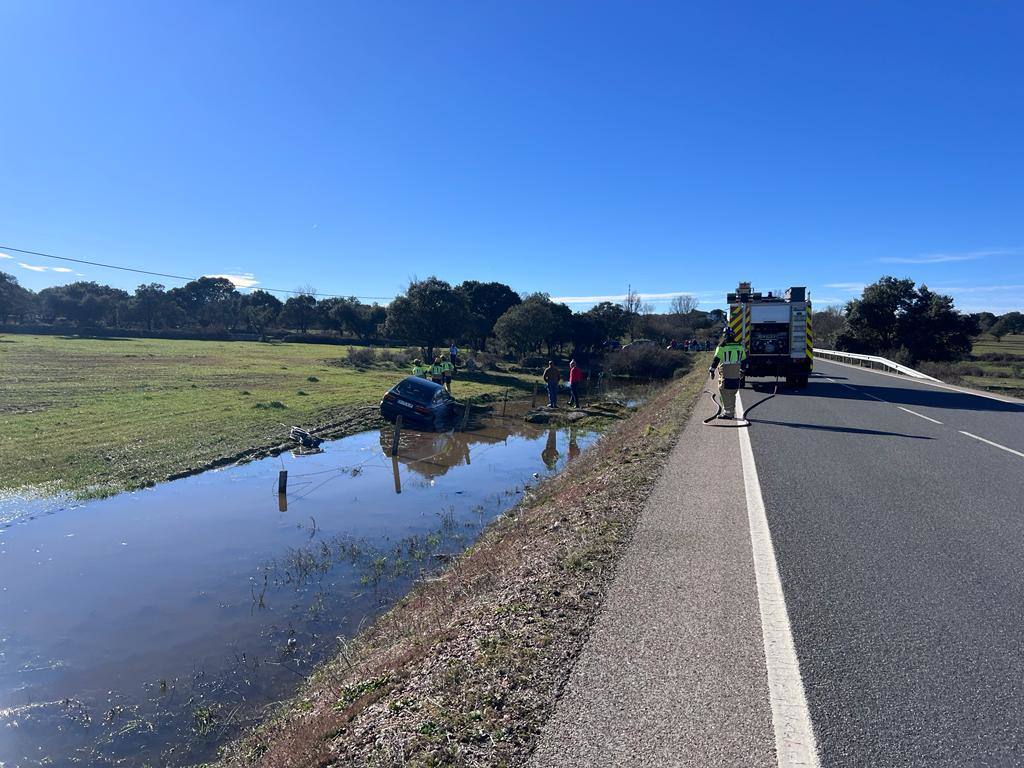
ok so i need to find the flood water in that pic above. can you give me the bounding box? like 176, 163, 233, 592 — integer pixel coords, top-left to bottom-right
0, 419, 598, 767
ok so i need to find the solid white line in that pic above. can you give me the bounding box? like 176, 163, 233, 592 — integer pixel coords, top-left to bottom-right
736, 394, 821, 768
959, 431, 1024, 459
897, 406, 943, 425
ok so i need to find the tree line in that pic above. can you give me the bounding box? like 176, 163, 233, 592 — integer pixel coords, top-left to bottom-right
811, 276, 1020, 364
0, 272, 723, 358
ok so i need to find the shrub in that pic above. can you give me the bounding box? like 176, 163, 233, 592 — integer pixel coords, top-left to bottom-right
307, 376, 319, 382
974, 352, 1024, 363
379, 347, 415, 366
254, 400, 287, 409
915, 361, 964, 385
604, 347, 690, 379
346, 346, 376, 367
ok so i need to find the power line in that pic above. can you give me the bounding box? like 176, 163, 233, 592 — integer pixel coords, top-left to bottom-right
0, 244, 394, 301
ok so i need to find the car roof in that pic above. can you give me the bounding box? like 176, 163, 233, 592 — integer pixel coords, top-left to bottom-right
392, 376, 444, 395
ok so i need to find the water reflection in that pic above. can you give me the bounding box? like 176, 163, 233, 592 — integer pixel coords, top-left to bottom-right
0, 420, 598, 768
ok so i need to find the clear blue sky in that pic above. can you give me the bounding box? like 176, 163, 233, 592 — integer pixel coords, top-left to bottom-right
1, 1, 1021, 313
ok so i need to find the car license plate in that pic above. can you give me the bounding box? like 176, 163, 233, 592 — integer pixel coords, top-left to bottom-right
398, 399, 414, 409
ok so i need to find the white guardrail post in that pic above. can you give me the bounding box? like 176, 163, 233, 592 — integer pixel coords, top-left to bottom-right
813, 349, 941, 382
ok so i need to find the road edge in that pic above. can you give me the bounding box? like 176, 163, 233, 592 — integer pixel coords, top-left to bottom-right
737, 393, 821, 767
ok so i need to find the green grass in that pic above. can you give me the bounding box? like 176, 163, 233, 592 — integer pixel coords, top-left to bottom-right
958, 334, 1024, 397
0, 334, 538, 497
971, 333, 1024, 357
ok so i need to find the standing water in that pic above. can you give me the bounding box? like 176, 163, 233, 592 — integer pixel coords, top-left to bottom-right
0, 420, 598, 767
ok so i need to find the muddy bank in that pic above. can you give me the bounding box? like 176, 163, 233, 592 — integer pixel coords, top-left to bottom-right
164, 405, 384, 484
216, 360, 707, 767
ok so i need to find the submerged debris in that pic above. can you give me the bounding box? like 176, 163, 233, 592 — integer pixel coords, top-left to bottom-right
289, 426, 323, 449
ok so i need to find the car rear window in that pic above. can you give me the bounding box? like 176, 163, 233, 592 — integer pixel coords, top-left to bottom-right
393, 378, 435, 403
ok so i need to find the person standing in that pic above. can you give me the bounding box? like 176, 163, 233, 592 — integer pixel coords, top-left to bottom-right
430, 356, 445, 386
411, 358, 429, 378
708, 327, 746, 419
567, 359, 585, 408
441, 354, 455, 393
449, 342, 459, 367
543, 361, 561, 408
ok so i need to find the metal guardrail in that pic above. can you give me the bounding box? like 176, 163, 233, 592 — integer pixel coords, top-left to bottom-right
813, 348, 941, 382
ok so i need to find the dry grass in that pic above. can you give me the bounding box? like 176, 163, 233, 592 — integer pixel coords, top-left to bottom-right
215, 356, 710, 768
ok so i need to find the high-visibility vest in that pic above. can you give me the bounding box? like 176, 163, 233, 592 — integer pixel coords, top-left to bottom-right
412, 365, 429, 377
714, 343, 746, 364
430, 364, 444, 377
441, 361, 454, 374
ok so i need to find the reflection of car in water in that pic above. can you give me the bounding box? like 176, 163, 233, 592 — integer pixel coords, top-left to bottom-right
379, 428, 471, 479
380, 376, 456, 430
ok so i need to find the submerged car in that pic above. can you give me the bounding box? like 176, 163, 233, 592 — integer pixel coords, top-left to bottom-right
380, 376, 457, 430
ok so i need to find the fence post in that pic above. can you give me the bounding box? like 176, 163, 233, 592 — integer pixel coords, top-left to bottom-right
390, 415, 402, 457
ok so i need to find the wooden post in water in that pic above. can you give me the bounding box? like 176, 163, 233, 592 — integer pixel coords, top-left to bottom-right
502, 388, 509, 417
278, 470, 288, 494
531, 381, 538, 408
460, 403, 471, 431
390, 415, 403, 457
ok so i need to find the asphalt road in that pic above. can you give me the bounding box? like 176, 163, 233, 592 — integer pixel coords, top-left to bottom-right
747, 359, 1024, 767
534, 360, 1024, 767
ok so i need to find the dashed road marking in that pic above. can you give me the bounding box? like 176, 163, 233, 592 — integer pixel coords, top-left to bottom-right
897, 407, 943, 425
959, 431, 1024, 460
737, 394, 821, 768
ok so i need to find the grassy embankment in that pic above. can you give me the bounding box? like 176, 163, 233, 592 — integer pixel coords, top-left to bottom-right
0, 334, 538, 498
918, 334, 1024, 397
215, 355, 710, 768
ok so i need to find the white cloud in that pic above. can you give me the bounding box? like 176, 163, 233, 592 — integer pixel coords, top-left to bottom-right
879, 248, 1019, 264
204, 272, 259, 289
551, 290, 720, 305
51, 266, 74, 273
18, 262, 47, 272
0, 252, 12, 259
824, 282, 865, 292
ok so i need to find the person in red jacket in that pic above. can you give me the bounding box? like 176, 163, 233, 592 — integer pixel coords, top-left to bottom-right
568, 359, 585, 408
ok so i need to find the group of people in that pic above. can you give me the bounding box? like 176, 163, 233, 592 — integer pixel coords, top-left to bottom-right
542, 359, 586, 409
411, 343, 459, 393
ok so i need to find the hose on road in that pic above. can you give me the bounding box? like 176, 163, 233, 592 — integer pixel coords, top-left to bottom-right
740, 363, 782, 421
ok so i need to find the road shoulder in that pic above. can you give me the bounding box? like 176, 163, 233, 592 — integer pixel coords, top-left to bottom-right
530, 393, 775, 767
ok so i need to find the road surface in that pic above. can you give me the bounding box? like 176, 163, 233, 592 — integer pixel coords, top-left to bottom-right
533, 359, 1024, 767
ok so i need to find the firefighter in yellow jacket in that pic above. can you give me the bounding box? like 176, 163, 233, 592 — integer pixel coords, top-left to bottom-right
708, 326, 746, 419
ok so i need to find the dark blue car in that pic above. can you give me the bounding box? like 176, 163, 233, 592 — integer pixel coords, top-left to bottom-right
380, 376, 456, 430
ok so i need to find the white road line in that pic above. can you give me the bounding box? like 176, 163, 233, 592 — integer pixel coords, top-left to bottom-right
897, 406, 943, 425
825, 376, 889, 403
736, 394, 821, 768
959, 431, 1024, 459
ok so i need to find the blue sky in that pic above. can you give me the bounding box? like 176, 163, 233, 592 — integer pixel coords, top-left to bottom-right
1, 1, 1021, 313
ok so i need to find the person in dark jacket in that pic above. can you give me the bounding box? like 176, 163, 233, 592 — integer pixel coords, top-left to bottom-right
542, 361, 560, 408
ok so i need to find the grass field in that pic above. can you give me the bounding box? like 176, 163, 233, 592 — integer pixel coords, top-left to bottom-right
959, 333, 1024, 396
0, 334, 537, 498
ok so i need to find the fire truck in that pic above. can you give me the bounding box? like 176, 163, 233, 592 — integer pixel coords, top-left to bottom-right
726, 282, 813, 388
